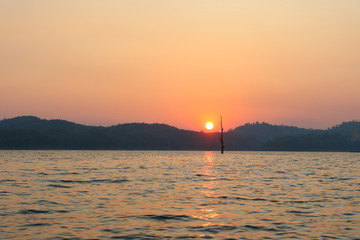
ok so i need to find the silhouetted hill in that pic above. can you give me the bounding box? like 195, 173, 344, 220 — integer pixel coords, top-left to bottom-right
0, 116, 359, 151
229, 122, 318, 143
327, 121, 360, 136
265, 121, 360, 151
265, 132, 360, 151
0, 116, 256, 150
0, 116, 85, 130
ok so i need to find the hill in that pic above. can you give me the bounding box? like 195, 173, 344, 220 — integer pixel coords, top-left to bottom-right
229, 122, 319, 143
0, 116, 359, 151
0, 116, 256, 150
265, 121, 360, 151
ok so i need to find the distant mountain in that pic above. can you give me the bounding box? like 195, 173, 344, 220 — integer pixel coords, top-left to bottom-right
0, 116, 359, 151
265, 121, 360, 151
0, 116, 86, 130
0, 116, 255, 150
229, 122, 318, 143
327, 121, 360, 136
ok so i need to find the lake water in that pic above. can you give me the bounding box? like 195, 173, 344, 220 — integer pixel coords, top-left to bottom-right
0, 151, 359, 239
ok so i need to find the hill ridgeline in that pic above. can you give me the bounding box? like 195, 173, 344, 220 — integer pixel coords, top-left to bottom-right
0, 116, 359, 151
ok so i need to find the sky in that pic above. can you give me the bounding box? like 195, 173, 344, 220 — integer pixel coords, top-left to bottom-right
1, 0, 360, 131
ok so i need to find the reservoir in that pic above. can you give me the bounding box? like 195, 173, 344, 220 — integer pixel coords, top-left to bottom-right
0, 151, 359, 239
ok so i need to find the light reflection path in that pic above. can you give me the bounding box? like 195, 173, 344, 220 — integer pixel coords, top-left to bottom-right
192, 152, 222, 228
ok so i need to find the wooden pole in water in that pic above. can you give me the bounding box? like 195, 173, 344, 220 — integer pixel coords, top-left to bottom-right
220, 115, 224, 154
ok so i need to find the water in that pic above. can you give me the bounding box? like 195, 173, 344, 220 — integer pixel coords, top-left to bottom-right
0, 151, 359, 239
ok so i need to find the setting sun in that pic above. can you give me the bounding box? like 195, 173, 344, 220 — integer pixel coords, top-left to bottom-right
205, 122, 214, 130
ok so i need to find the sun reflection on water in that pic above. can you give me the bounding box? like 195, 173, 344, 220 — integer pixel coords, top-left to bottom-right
192, 151, 222, 224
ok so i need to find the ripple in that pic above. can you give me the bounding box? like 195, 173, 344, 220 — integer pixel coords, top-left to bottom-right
102, 228, 121, 234
35, 200, 59, 205
321, 235, 340, 239
243, 225, 279, 232
49, 179, 129, 184
48, 184, 72, 188
142, 214, 196, 222
22, 223, 52, 227
176, 235, 214, 239
235, 197, 268, 201
286, 210, 314, 214
19, 209, 51, 214
188, 225, 237, 234
111, 233, 171, 239
37, 172, 49, 175
0, 179, 16, 183
217, 196, 280, 203
196, 174, 207, 177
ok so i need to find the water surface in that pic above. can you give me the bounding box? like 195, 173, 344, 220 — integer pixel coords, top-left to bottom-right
0, 151, 359, 239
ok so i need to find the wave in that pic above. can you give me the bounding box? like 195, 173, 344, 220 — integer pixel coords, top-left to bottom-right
18, 209, 69, 215
48, 184, 72, 188
19, 209, 51, 214
188, 224, 237, 234
141, 214, 196, 222
48, 179, 129, 184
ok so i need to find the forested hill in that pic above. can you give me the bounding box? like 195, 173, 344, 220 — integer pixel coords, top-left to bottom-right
0, 116, 256, 150
228, 122, 319, 142
0, 116, 359, 151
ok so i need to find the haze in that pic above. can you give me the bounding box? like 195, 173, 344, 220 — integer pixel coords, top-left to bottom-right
1, 0, 359, 130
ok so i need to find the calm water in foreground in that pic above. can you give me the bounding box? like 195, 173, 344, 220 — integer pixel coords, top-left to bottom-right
0, 151, 359, 240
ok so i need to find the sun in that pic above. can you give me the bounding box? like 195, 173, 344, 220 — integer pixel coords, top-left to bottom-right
205, 122, 214, 130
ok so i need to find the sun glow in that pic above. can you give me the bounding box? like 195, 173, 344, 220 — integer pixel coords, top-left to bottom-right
205, 122, 214, 130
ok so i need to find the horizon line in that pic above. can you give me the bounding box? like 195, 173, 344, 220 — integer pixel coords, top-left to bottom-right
1, 115, 359, 132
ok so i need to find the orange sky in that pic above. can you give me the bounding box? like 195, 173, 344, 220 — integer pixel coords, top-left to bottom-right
1, 1, 359, 131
